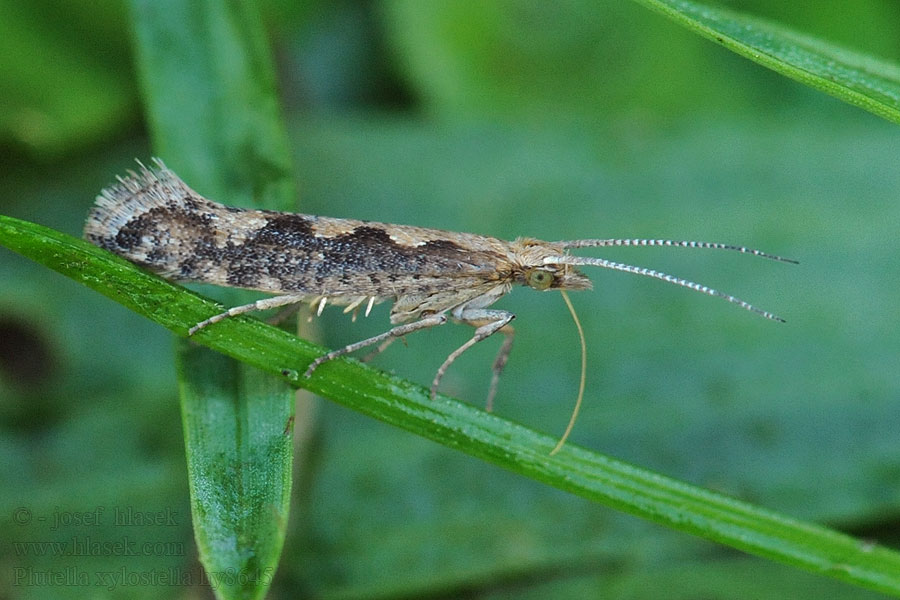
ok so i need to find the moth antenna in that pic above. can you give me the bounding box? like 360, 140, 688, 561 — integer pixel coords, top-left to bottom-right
557, 239, 798, 264
547, 256, 785, 322
550, 290, 587, 456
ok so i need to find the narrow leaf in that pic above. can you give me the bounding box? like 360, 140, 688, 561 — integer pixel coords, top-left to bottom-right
177, 342, 291, 598
3, 216, 900, 598
633, 0, 900, 124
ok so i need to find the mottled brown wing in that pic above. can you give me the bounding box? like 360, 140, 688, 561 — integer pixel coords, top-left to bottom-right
85, 165, 512, 299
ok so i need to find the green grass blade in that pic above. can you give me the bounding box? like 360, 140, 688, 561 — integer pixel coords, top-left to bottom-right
130, 2, 295, 208
633, 0, 900, 125
176, 341, 292, 599
3, 216, 900, 597
128, 1, 297, 598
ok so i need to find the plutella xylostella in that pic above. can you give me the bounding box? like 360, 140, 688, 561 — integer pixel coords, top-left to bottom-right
84, 159, 795, 453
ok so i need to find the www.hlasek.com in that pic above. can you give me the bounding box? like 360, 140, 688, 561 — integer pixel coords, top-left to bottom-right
13, 536, 184, 557
14, 566, 275, 591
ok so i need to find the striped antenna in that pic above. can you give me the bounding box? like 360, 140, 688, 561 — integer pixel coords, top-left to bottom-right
557, 238, 798, 264
545, 255, 787, 322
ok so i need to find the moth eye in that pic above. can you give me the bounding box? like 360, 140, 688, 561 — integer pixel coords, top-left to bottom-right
526, 269, 554, 290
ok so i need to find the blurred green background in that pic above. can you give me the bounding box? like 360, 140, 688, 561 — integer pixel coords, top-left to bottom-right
2, 1, 900, 598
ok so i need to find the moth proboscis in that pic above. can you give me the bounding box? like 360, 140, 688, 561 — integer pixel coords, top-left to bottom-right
84, 159, 796, 454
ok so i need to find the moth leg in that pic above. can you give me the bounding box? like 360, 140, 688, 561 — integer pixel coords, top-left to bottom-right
485, 325, 514, 412
361, 336, 398, 363
431, 309, 515, 401
268, 303, 303, 327
304, 313, 448, 378
188, 294, 309, 335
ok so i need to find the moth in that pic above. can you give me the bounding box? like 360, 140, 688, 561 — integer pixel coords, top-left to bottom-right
84, 160, 794, 452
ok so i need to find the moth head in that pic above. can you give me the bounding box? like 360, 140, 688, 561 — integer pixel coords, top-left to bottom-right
512, 238, 592, 292
522, 266, 592, 292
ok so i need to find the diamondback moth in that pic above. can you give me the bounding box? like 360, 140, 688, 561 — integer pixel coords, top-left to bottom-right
84, 160, 795, 452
